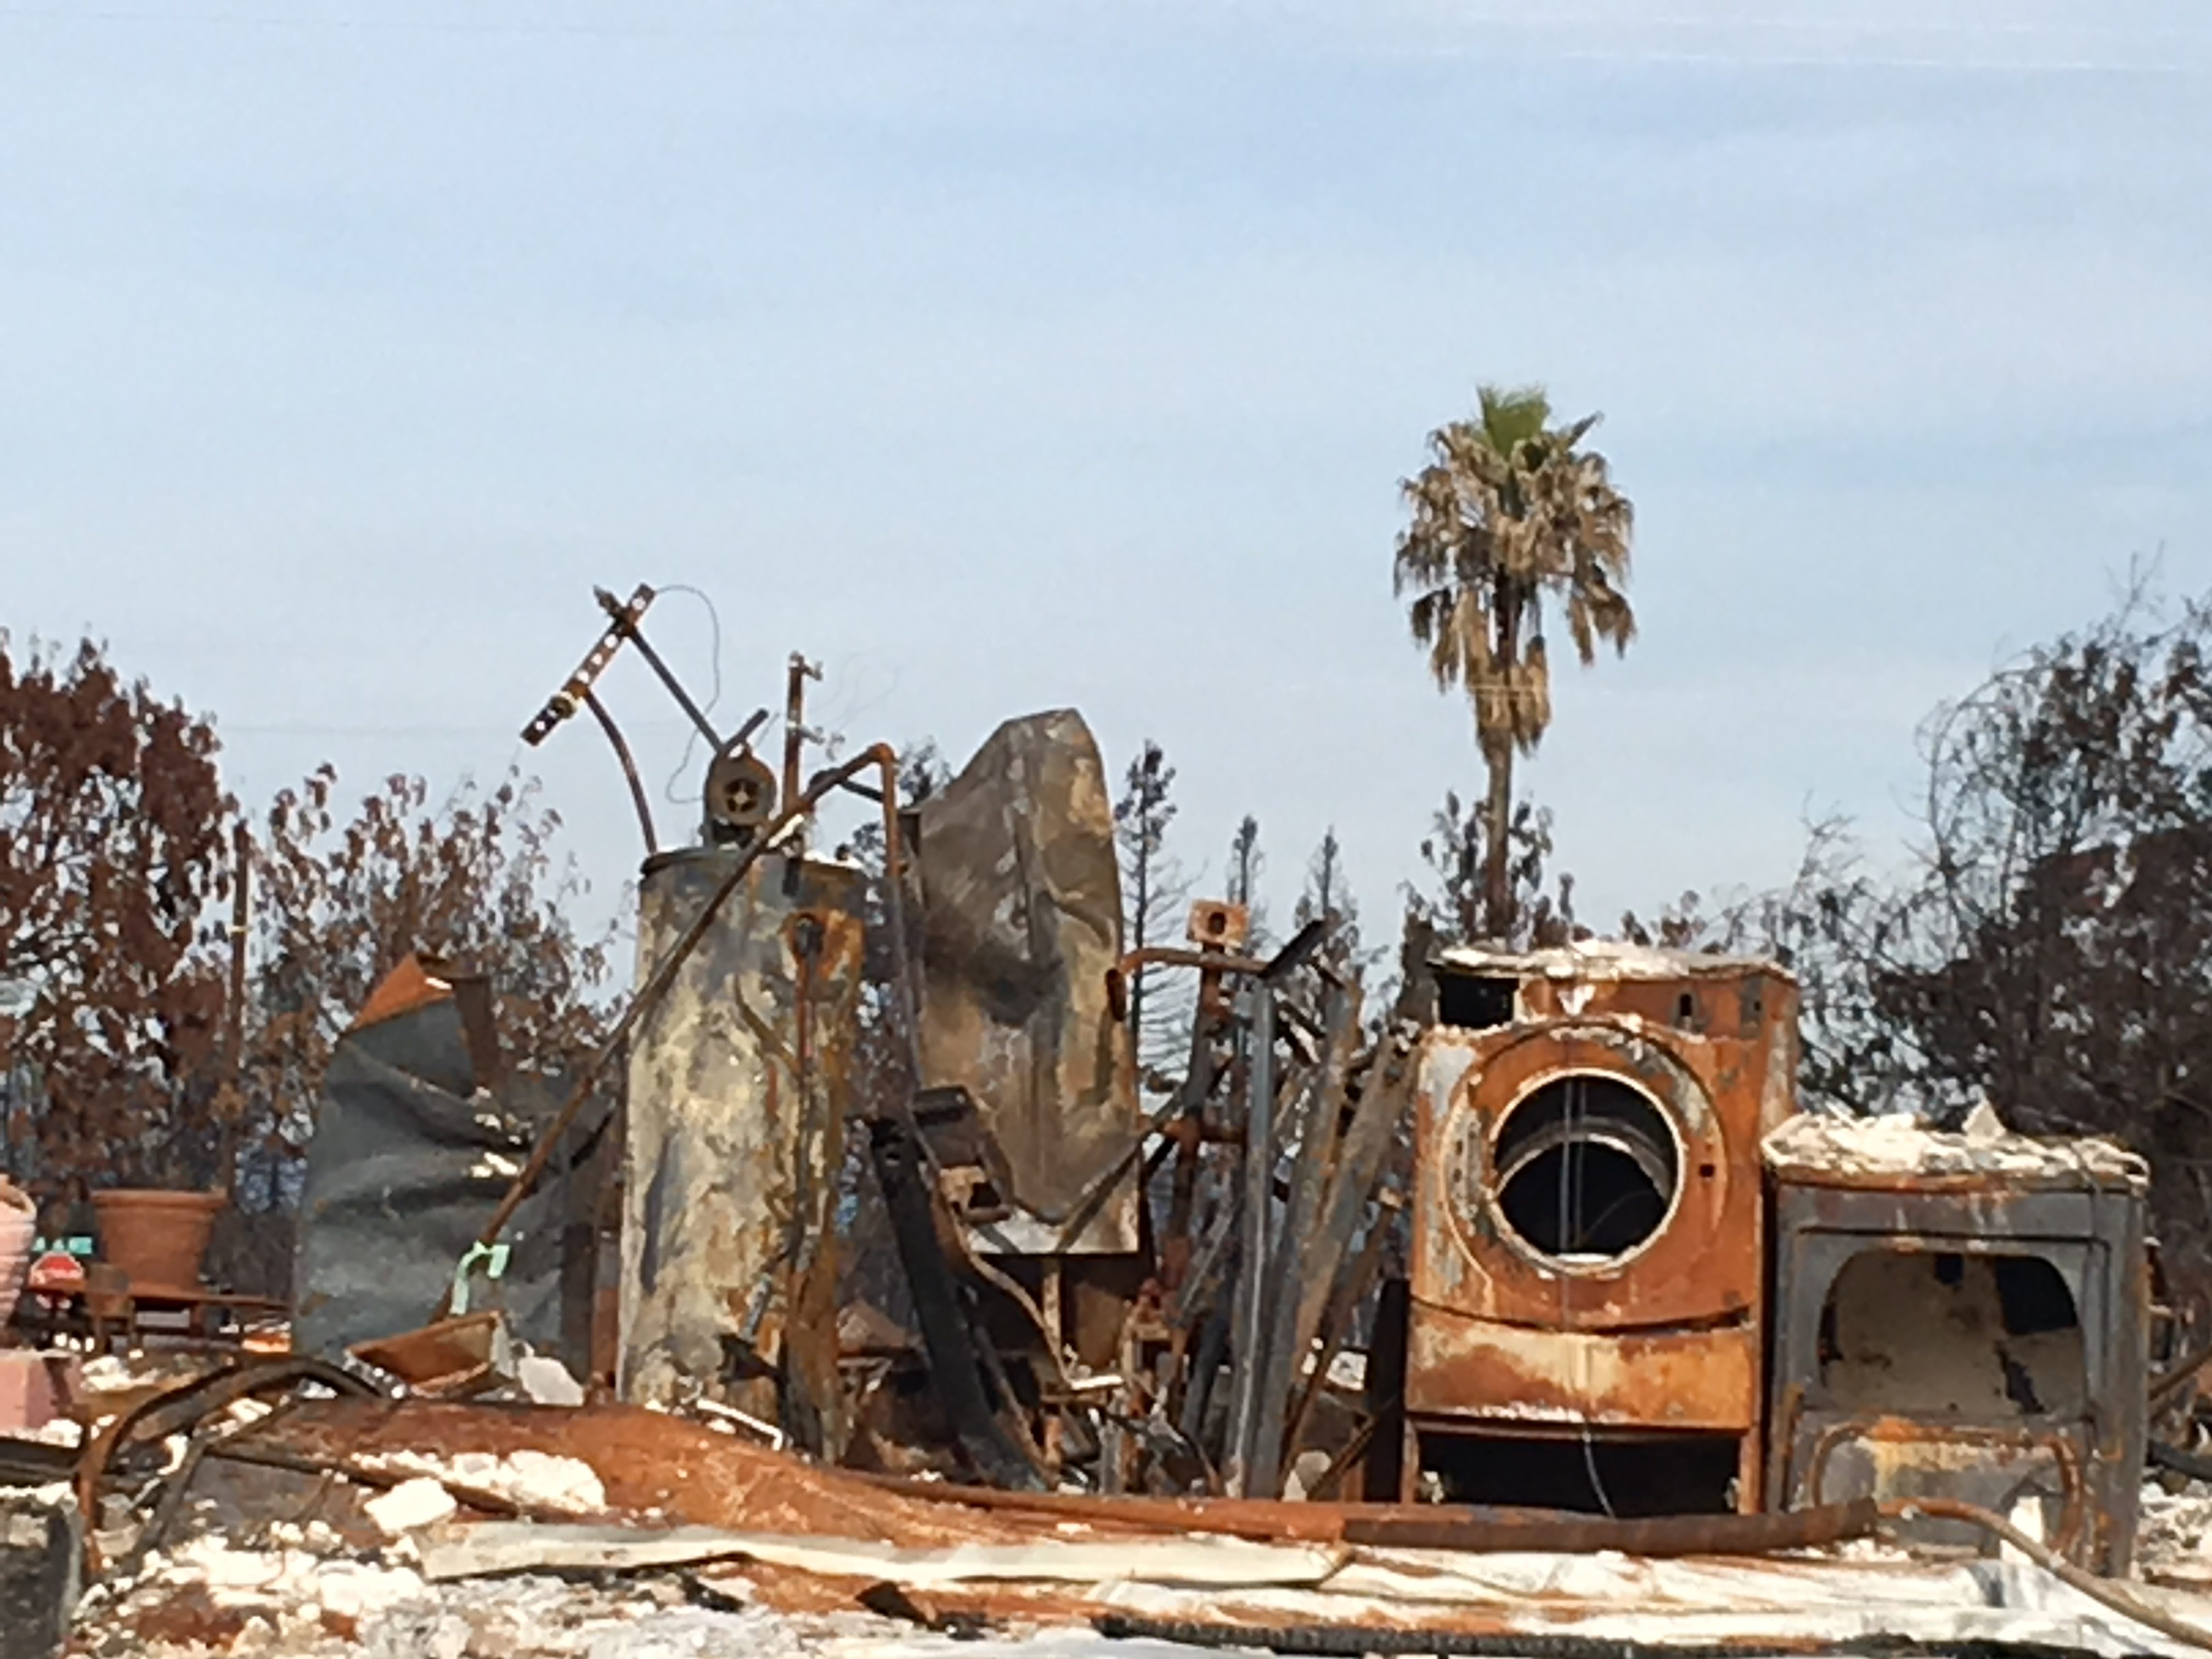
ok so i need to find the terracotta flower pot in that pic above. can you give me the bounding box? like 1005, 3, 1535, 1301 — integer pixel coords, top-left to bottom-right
92, 1189, 225, 1297
0, 1181, 33, 1327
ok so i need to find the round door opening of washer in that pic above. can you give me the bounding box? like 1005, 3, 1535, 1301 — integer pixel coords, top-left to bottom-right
1491, 1073, 1682, 1268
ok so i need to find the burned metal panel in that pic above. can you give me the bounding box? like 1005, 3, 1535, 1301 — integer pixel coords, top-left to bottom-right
1405, 1310, 1760, 1430
619, 848, 866, 1447
294, 966, 586, 1368
911, 709, 1139, 1254
1766, 1165, 2148, 1573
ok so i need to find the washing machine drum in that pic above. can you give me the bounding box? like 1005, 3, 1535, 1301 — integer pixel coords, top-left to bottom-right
1435, 1024, 1758, 1329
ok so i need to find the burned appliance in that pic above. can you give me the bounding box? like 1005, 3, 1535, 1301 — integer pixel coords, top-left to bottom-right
1405, 944, 1797, 1513
517, 584, 879, 1452
618, 845, 868, 1447
1764, 1113, 2149, 1572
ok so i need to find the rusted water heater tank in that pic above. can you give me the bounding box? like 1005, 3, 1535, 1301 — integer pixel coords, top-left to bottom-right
619, 846, 867, 1449
1404, 943, 1797, 1514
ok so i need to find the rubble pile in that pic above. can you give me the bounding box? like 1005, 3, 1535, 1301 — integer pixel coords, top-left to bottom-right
13, 617, 2212, 1657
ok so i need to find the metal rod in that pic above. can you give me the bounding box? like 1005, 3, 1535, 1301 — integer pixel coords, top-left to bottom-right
582, 690, 657, 856
1223, 984, 1276, 1497
597, 586, 722, 751
782, 652, 819, 817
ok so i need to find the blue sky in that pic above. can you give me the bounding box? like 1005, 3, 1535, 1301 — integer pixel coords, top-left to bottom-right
7, 1, 2210, 946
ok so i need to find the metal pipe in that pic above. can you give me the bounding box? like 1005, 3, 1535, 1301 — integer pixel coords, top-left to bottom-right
583, 690, 657, 856
849, 1472, 1456, 1542
1118, 945, 1273, 981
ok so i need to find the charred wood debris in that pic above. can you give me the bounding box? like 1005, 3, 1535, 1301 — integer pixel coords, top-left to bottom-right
12, 584, 2212, 1656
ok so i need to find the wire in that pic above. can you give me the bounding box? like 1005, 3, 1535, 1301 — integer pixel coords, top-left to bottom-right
652, 583, 723, 808
1556, 1073, 1618, 1519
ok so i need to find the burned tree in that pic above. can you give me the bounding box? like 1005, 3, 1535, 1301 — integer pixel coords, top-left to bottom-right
1227, 814, 1268, 946
1115, 740, 1192, 1081
1629, 585, 2212, 1275
0, 635, 232, 1197
1405, 789, 1574, 952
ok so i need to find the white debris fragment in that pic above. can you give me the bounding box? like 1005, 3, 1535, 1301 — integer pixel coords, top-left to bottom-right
1324, 1349, 1367, 1391
2, 1418, 83, 1448
365, 1448, 608, 1515
1437, 939, 1767, 983
314, 1556, 432, 1622
2137, 1487, 2212, 1587
517, 1353, 587, 1407
367, 1477, 461, 1536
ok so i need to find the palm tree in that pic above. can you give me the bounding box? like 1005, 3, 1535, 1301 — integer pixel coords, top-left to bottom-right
1393, 384, 1635, 942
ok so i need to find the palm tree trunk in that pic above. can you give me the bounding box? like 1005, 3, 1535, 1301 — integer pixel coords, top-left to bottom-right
1481, 733, 1514, 943
1481, 582, 1523, 943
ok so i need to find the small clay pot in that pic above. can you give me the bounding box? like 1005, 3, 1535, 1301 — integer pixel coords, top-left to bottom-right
91, 1189, 226, 1296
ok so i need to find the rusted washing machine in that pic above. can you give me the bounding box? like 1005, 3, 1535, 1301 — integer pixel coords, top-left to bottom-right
1403, 944, 1797, 1513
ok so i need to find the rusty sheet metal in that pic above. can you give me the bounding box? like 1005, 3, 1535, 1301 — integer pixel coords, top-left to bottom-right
1787, 1413, 2091, 1560
911, 709, 1139, 1253
348, 1311, 505, 1398
620, 847, 865, 1451
1403, 1306, 1760, 1430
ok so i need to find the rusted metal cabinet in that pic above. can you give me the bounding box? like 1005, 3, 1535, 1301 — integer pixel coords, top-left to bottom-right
1765, 1120, 2149, 1572
1406, 946, 1798, 1513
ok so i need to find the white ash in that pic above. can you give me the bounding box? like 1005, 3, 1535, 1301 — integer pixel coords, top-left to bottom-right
359, 1448, 607, 1515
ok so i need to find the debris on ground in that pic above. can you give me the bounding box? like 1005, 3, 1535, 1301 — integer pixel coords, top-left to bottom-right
21, 607, 2212, 1656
